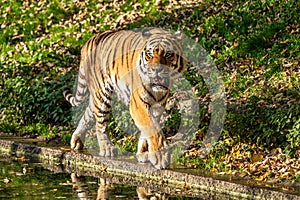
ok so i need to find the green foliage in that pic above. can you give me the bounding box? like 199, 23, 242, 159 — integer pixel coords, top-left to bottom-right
294, 174, 300, 182
108, 116, 138, 153
285, 118, 300, 156
0, 60, 73, 135
226, 99, 300, 148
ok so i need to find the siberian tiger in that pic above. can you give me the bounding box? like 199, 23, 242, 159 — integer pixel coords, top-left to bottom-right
64, 28, 186, 169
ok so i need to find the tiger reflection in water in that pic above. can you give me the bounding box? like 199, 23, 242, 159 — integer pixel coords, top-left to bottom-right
71, 173, 168, 200
64, 28, 186, 169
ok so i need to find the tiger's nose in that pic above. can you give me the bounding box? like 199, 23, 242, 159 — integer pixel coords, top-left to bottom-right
153, 65, 163, 73
151, 65, 166, 76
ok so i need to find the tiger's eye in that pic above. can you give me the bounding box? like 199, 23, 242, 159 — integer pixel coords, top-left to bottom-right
165, 51, 174, 59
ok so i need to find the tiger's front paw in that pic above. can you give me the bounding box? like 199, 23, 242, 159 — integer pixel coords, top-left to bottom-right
148, 147, 170, 169
70, 134, 84, 151
98, 140, 118, 157
136, 152, 148, 163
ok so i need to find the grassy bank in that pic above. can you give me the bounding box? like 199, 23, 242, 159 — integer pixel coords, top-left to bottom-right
0, 0, 299, 182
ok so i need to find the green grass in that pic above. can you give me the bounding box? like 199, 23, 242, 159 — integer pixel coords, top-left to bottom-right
0, 0, 299, 178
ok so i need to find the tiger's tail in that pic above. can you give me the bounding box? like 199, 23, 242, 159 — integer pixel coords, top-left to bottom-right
63, 66, 88, 107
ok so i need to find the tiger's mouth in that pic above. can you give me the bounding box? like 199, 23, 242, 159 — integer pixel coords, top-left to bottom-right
150, 76, 170, 91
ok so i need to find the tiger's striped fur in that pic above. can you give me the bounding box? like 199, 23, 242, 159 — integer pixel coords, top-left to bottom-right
64, 28, 186, 169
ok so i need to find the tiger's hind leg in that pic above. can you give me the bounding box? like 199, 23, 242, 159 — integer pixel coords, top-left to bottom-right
94, 87, 118, 157
71, 96, 95, 151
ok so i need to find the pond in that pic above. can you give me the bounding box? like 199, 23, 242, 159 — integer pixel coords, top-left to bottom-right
0, 158, 205, 199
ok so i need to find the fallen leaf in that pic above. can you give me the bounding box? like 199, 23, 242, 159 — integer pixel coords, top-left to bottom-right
60, 147, 72, 151
255, 171, 269, 181
251, 154, 264, 163
16, 156, 26, 162
4, 178, 12, 184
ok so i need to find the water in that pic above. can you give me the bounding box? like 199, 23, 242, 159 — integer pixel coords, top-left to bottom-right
0, 159, 200, 199
1, 136, 298, 200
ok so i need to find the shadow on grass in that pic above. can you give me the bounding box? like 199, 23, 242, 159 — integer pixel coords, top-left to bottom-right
226, 87, 300, 154
238, 22, 286, 54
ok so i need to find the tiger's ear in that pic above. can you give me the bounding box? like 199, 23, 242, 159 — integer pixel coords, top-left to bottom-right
173, 30, 183, 40
142, 29, 151, 40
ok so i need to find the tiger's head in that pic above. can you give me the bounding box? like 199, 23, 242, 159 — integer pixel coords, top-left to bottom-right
140, 28, 186, 93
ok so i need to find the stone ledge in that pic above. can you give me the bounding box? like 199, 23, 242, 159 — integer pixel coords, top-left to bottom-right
0, 139, 299, 199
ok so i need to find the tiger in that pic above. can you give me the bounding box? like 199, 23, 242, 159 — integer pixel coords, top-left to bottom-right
63, 28, 186, 169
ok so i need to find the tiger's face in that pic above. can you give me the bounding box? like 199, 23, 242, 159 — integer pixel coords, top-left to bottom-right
142, 30, 184, 93
146, 46, 172, 92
